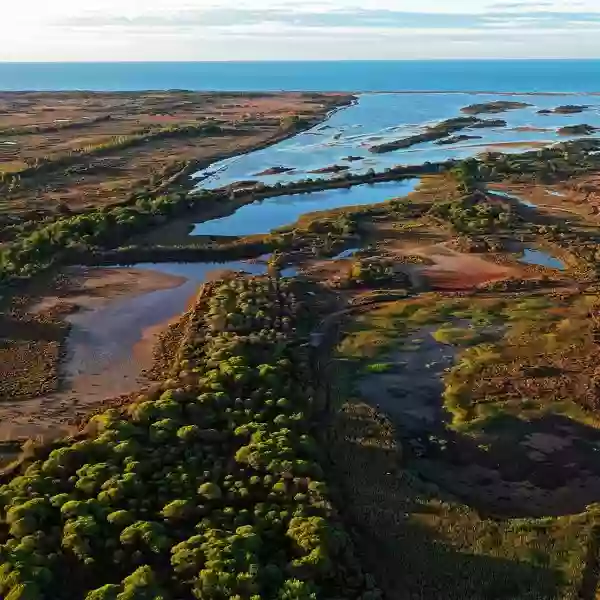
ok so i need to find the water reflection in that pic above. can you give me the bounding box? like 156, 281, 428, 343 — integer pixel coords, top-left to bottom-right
191, 180, 419, 237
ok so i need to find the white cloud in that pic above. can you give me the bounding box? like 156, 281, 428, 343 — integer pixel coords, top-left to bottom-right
2, 0, 600, 60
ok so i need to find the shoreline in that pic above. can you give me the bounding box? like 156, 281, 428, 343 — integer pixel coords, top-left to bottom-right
0, 266, 194, 443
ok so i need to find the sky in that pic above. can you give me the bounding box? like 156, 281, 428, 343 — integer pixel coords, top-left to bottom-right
3, 0, 600, 61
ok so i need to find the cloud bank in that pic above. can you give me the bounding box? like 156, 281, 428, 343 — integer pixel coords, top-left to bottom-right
3, 0, 600, 61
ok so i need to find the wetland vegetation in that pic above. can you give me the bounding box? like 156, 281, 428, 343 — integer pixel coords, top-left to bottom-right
2, 91, 600, 598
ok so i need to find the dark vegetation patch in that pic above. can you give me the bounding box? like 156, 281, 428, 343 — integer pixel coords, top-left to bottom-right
253, 166, 295, 176
337, 293, 600, 518
558, 124, 598, 136
435, 134, 482, 145
0, 312, 69, 401
309, 164, 350, 174
461, 101, 532, 115
539, 105, 589, 115
370, 117, 506, 154
328, 397, 592, 599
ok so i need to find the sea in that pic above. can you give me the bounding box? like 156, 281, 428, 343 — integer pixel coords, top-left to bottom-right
0, 60, 599, 92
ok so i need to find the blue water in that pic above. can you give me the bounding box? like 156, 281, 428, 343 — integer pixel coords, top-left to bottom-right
488, 189, 537, 208
191, 179, 418, 237
195, 93, 600, 189
1, 60, 600, 92
135, 259, 296, 280
331, 248, 361, 260
519, 249, 566, 270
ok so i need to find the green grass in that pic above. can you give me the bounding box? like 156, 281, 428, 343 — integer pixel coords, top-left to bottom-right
432, 325, 483, 346
364, 362, 394, 374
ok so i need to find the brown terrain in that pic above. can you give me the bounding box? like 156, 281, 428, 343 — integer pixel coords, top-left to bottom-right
0, 91, 351, 218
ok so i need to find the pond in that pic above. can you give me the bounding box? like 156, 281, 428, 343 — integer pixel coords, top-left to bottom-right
488, 189, 537, 208
191, 179, 419, 237
15, 259, 298, 442
67, 259, 298, 366
50, 259, 298, 412
519, 249, 566, 270
331, 247, 361, 260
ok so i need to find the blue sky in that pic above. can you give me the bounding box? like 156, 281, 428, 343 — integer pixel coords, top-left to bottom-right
3, 0, 600, 61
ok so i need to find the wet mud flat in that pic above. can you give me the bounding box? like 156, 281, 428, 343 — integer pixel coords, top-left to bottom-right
356, 316, 600, 517
0, 266, 189, 442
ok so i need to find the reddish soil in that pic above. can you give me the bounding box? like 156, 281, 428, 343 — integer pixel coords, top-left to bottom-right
400, 244, 517, 291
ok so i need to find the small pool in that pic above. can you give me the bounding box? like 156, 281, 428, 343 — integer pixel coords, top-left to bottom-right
331, 247, 360, 260
519, 249, 566, 270
489, 189, 537, 208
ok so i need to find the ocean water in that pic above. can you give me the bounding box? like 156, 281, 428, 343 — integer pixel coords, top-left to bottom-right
1, 60, 599, 92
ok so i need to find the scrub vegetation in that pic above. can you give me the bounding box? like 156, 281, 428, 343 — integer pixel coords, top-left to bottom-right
4, 92, 600, 598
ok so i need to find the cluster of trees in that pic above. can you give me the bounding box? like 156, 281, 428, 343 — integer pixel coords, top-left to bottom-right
336, 258, 408, 289
477, 139, 600, 183
429, 193, 515, 235
0, 276, 379, 600
0, 190, 222, 286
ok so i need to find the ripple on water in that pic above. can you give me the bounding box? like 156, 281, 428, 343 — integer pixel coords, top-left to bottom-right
191, 93, 600, 189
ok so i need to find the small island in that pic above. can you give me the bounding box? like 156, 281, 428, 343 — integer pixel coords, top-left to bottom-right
253, 166, 295, 176
309, 164, 350, 174
539, 104, 589, 115
370, 116, 506, 153
435, 134, 482, 145
461, 100, 532, 115
557, 123, 598, 136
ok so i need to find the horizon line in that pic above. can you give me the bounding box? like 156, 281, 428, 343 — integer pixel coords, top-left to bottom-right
2, 57, 600, 64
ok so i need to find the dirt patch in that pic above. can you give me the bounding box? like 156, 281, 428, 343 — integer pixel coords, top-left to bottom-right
400, 243, 517, 290
0, 318, 65, 401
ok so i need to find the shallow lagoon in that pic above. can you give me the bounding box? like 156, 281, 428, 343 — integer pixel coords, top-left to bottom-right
191, 179, 419, 237
193, 93, 600, 189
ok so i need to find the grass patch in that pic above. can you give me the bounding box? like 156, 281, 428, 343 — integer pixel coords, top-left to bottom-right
432, 325, 483, 346
364, 362, 394, 374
